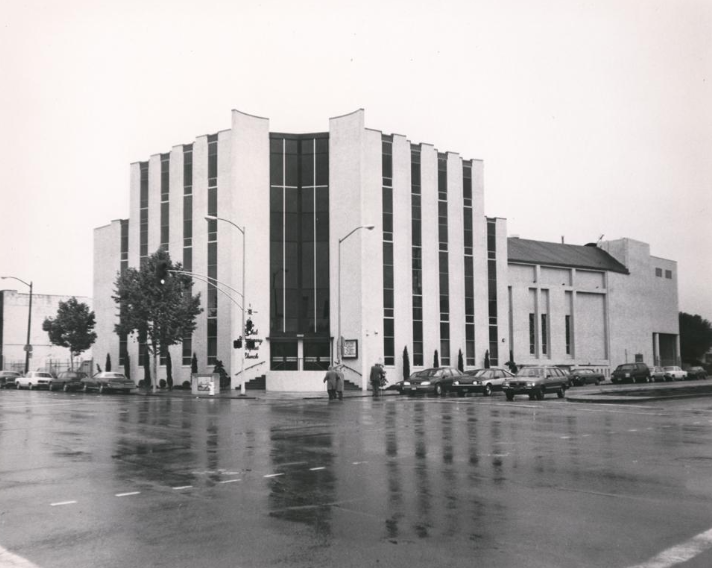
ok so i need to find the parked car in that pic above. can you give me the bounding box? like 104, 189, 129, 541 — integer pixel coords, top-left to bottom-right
650, 366, 666, 382
395, 367, 464, 396
687, 366, 708, 380
0, 371, 21, 389
49, 370, 87, 392
663, 366, 687, 381
568, 368, 605, 386
611, 363, 651, 384
502, 366, 569, 401
81, 372, 136, 394
16, 371, 53, 390
449, 367, 514, 397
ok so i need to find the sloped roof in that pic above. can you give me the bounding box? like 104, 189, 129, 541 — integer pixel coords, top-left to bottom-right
507, 238, 629, 274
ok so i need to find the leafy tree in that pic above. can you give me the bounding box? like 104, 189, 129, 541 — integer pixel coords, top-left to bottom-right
191, 353, 198, 374
42, 297, 97, 370
105, 353, 112, 372
113, 249, 202, 393
402, 346, 411, 381
457, 349, 464, 372
680, 312, 712, 364
433, 349, 439, 368
213, 359, 229, 388
484, 350, 491, 369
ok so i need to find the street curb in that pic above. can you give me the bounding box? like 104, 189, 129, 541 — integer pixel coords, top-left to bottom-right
566, 382, 712, 404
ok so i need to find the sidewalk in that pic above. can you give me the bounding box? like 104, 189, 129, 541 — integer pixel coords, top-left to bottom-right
565, 380, 712, 403
135, 386, 399, 401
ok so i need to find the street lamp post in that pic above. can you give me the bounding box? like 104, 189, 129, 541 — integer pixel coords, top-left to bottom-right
1, 276, 33, 374
205, 215, 247, 396
337, 225, 374, 365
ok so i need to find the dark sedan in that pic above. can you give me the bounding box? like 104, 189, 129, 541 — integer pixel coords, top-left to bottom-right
568, 368, 605, 386
395, 367, 464, 396
449, 368, 514, 397
687, 366, 708, 380
0, 371, 21, 389
81, 372, 136, 394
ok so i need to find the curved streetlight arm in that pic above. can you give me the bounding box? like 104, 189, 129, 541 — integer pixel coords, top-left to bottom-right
205, 215, 244, 235
168, 269, 243, 300
1, 275, 31, 288
339, 224, 375, 244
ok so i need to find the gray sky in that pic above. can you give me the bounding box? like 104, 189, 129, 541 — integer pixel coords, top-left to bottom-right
1, 0, 710, 320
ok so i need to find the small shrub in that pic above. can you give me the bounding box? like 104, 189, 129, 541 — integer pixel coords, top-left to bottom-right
159, 379, 166, 389
182, 380, 191, 389
137, 379, 146, 388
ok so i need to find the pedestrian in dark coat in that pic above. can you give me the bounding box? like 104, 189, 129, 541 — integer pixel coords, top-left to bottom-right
370, 362, 384, 396
323, 366, 339, 400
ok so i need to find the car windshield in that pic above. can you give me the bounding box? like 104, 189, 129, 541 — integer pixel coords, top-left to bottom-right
34, 372, 52, 378
663, 367, 677, 371
516, 368, 545, 377
618, 364, 635, 371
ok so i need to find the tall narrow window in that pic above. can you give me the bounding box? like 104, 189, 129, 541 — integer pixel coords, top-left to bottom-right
438, 153, 450, 366
565, 315, 571, 355
182, 145, 193, 364
160, 153, 170, 249
463, 162, 475, 366
119, 219, 129, 366
411, 145, 423, 367
541, 314, 548, 355
529, 313, 536, 355
382, 136, 394, 366
269, 134, 330, 370
139, 162, 149, 264
487, 218, 499, 366
206, 134, 218, 365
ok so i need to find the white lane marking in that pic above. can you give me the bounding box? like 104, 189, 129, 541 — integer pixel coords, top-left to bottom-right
264, 473, 284, 478
115, 491, 140, 497
560, 436, 571, 439
628, 526, 712, 568
50, 500, 77, 507
219, 479, 241, 484
172, 485, 193, 490
628, 429, 639, 432
0, 545, 42, 568
352, 461, 368, 465
309, 466, 326, 471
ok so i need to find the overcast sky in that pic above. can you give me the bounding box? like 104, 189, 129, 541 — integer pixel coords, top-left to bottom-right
1, 0, 710, 321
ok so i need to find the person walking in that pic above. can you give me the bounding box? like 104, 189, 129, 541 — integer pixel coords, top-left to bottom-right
335, 363, 345, 401
323, 365, 339, 400
370, 362, 384, 397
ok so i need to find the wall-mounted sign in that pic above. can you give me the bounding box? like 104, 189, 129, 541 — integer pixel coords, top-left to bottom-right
342, 339, 358, 359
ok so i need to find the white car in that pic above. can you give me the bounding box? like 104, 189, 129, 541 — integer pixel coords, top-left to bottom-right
663, 366, 687, 381
16, 371, 53, 390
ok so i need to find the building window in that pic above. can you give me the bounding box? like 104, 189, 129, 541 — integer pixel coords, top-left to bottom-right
655, 267, 663, 277
119, 219, 129, 366
183, 144, 193, 272
271, 340, 298, 371
382, 136, 395, 366
304, 339, 330, 371
269, 134, 330, 353
463, 162, 475, 366
529, 313, 536, 355
411, 145, 423, 367
665, 270, 672, 279
160, 153, 170, 249
487, 218, 499, 366
565, 315, 571, 355
182, 337, 192, 367
541, 314, 548, 355
139, 162, 149, 263
438, 153, 450, 366
207, 134, 218, 366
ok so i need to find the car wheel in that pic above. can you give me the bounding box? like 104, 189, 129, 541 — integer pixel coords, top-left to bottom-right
434, 384, 443, 396
536, 389, 544, 401
63, 383, 69, 392
16, 382, 21, 389
99, 385, 104, 394
28, 383, 33, 390
123, 389, 130, 394
595, 380, 600, 386
506, 392, 514, 401
457, 391, 465, 397
484, 384, 492, 397
557, 386, 565, 399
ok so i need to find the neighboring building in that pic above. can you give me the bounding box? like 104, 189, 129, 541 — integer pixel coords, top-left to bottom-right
507, 237, 680, 375
93, 109, 679, 391
0, 289, 94, 373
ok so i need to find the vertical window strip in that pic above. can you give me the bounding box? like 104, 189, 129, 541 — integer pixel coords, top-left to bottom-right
463, 162, 475, 366
139, 162, 149, 263
565, 315, 571, 355
438, 153, 450, 366
411, 145, 423, 366
119, 219, 129, 366
207, 136, 218, 365
487, 218, 499, 366
160, 154, 169, 249
313, 140, 317, 332
382, 136, 394, 366
183, 145, 193, 273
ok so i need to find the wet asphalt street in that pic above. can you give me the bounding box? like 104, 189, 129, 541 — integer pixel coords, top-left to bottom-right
2, 389, 712, 568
